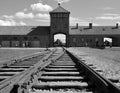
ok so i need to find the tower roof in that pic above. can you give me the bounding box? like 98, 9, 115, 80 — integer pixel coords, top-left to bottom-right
50, 3, 70, 13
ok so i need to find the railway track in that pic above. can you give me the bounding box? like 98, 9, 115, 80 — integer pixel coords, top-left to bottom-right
0, 48, 54, 93
0, 48, 120, 93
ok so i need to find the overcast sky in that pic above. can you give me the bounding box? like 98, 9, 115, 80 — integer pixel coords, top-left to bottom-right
0, 0, 120, 26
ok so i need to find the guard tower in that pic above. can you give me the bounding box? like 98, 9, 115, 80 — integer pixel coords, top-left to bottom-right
49, 3, 70, 47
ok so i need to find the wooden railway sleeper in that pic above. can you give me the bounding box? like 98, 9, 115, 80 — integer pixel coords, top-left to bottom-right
66, 50, 110, 93
10, 49, 64, 93
0, 50, 54, 93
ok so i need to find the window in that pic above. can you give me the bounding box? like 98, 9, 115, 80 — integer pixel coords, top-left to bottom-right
82, 38, 84, 42
90, 39, 92, 42
64, 14, 68, 17
34, 36, 38, 40
3, 36, 7, 40
52, 24, 56, 28
53, 14, 56, 17
13, 37, 18, 40
24, 37, 28, 40
73, 38, 76, 42
102, 28, 105, 31
95, 38, 98, 41
64, 24, 68, 28
59, 14, 62, 17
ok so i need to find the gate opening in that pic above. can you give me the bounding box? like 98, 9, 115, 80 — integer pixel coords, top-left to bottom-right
104, 37, 112, 47
54, 34, 66, 47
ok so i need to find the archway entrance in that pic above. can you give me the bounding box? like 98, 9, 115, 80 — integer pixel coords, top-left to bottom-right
104, 37, 112, 47
54, 34, 66, 47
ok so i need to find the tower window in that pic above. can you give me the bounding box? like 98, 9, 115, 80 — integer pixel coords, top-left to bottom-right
64, 24, 68, 28
53, 14, 56, 17
59, 14, 62, 17
52, 24, 56, 28
64, 14, 68, 17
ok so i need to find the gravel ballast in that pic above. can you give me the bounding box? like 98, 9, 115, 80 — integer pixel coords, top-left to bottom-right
68, 47, 120, 87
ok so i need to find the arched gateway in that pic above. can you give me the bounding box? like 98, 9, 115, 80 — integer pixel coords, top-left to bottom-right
0, 4, 120, 48
49, 3, 70, 47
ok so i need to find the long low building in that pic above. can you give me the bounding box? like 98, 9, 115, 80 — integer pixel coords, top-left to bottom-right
0, 4, 120, 48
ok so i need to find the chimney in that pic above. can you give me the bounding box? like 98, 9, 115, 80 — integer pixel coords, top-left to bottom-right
116, 23, 119, 28
76, 23, 78, 29
89, 23, 92, 29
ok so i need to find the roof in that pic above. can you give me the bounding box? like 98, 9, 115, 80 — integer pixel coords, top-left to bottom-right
50, 4, 70, 13
0, 26, 120, 36
27, 26, 50, 35
69, 26, 120, 35
0, 26, 50, 35
0, 26, 34, 35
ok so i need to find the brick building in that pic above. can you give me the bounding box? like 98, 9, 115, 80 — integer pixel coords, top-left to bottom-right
0, 4, 120, 48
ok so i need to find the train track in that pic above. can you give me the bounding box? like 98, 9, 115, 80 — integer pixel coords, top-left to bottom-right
0, 48, 55, 93
0, 48, 120, 93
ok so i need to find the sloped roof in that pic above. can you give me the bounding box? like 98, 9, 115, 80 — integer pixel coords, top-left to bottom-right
0, 26, 35, 35
0, 26, 50, 35
50, 4, 70, 13
69, 26, 120, 35
0, 26, 120, 36
27, 26, 50, 35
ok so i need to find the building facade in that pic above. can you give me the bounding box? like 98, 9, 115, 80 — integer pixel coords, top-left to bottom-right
0, 4, 120, 48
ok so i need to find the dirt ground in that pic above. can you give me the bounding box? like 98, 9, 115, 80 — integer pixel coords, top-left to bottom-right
0, 48, 46, 65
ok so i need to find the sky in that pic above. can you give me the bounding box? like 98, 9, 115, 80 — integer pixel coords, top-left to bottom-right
0, 0, 120, 26
54, 34, 66, 43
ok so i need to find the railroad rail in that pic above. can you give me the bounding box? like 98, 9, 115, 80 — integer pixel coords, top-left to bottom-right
0, 48, 120, 93
0, 48, 56, 93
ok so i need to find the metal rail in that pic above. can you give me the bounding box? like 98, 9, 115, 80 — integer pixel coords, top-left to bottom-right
0, 50, 50, 68
0, 48, 57, 93
0, 48, 120, 93
66, 49, 120, 93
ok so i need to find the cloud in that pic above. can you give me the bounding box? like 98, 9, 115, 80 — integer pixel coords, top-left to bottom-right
0, 20, 16, 26
0, 19, 26, 26
96, 16, 120, 20
19, 21, 27, 26
2, 15, 14, 19
95, 13, 120, 20
70, 17, 88, 26
0, 14, 26, 26
31, 2, 53, 12
35, 19, 50, 23
15, 12, 34, 19
15, 11, 50, 20
70, 17, 99, 26
23, 8, 27, 12
102, 7, 115, 10
103, 13, 120, 16
36, 13, 49, 19
34, 13, 50, 23
54, 0, 70, 3
0, 1, 53, 26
